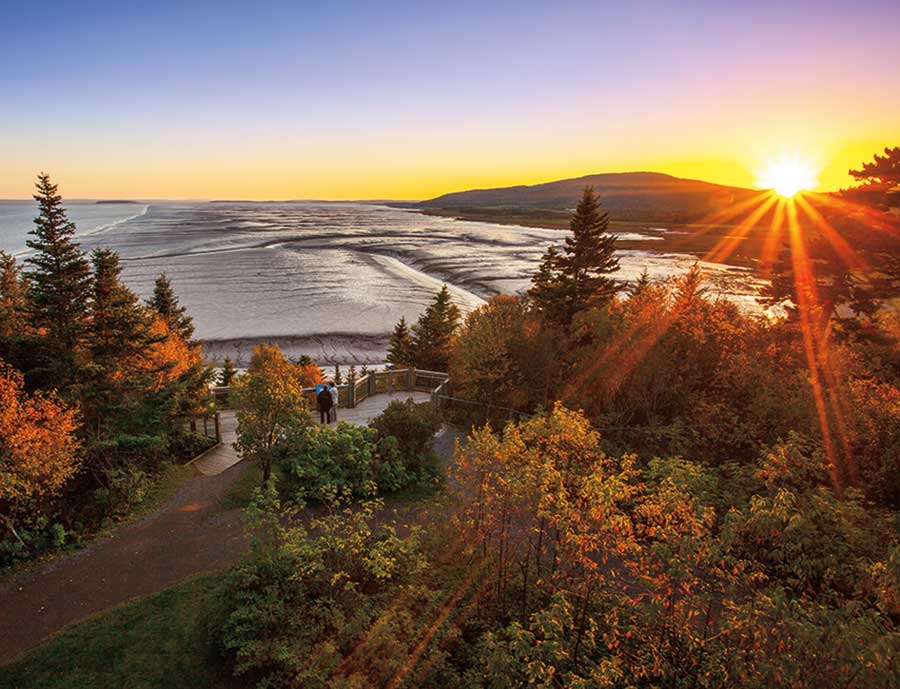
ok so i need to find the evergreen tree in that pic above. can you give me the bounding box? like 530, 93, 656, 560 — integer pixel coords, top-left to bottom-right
348, 364, 357, 386
219, 357, 237, 386
386, 316, 415, 367
148, 273, 194, 341
630, 268, 652, 297
674, 263, 707, 305
849, 146, 900, 189
88, 249, 152, 370
334, 363, 342, 385
528, 244, 566, 321
0, 251, 28, 340
24, 173, 92, 383
412, 285, 461, 371
529, 186, 619, 326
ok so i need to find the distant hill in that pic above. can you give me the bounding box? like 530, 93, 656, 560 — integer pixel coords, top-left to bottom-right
416, 172, 764, 224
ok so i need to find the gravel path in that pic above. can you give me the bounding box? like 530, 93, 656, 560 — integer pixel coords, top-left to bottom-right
0, 461, 250, 665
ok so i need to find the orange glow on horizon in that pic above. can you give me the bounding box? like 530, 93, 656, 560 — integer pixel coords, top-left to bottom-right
0, 136, 893, 201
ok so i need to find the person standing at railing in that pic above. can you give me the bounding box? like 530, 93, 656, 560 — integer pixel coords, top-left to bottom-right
329, 382, 339, 422
316, 385, 333, 424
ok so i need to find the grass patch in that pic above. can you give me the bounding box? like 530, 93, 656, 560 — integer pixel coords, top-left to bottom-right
215, 461, 283, 512
0, 573, 240, 689
131, 462, 200, 521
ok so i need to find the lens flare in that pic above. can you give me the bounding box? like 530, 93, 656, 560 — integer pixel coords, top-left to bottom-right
755, 155, 819, 198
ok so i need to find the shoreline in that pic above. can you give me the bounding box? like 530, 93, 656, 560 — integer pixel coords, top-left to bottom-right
201, 333, 392, 367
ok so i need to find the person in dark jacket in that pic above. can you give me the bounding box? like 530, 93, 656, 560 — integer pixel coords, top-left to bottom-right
317, 385, 333, 424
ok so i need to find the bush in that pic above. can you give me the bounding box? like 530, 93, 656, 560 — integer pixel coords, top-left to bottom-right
0, 517, 72, 567
221, 486, 426, 688
277, 422, 413, 500
369, 399, 441, 473
169, 429, 216, 463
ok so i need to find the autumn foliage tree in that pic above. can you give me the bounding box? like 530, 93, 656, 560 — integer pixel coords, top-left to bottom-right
447, 405, 900, 687
449, 294, 561, 415
232, 343, 312, 482
0, 362, 80, 547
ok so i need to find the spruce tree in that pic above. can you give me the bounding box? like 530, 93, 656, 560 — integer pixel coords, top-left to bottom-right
631, 268, 652, 297
83, 249, 165, 474
334, 363, 342, 385
148, 273, 194, 341
849, 146, 900, 189
412, 285, 461, 371
24, 173, 93, 383
219, 357, 237, 386
528, 244, 566, 321
89, 248, 152, 370
0, 251, 28, 340
386, 316, 414, 367
529, 186, 619, 326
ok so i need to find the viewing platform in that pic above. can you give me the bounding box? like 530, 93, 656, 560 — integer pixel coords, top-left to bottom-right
196, 368, 450, 476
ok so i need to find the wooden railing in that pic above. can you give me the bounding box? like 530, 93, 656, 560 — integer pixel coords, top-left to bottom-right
180, 413, 220, 443
213, 367, 450, 412
301, 367, 449, 409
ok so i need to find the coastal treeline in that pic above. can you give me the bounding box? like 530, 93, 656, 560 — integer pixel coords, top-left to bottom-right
0, 174, 211, 562
220, 179, 900, 687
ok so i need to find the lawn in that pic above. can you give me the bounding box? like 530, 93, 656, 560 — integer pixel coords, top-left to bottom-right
0, 573, 241, 689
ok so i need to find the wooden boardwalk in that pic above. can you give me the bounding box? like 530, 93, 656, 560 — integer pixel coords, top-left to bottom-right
192, 390, 433, 477
190, 411, 239, 476
319, 389, 432, 426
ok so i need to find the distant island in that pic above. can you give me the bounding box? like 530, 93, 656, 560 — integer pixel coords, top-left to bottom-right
94, 199, 141, 204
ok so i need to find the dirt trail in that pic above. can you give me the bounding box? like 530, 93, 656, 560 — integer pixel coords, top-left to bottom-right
0, 461, 250, 665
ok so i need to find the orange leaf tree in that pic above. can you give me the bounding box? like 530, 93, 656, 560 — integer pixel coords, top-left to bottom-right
231, 343, 311, 482
0, 361, 81, 545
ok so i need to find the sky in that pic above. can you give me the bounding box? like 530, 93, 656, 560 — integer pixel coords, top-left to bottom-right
1, 0, 898, 200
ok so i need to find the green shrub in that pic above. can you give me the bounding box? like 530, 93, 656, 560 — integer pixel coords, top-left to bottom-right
169, 429, 215, 463
221, 486, 426, 688
0, 517, 72, 567
369, 399, 441, 474
277, 422, 412, 500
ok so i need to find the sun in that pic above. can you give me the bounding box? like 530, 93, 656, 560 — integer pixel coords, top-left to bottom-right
755, 155, 819, 198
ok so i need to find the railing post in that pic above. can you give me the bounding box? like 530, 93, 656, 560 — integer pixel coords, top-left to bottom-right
349, 381, 356, 408
368, 373, 375, 397
407, 367, 414, 391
